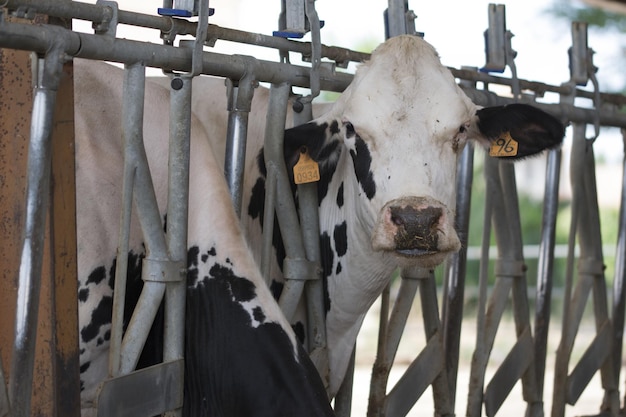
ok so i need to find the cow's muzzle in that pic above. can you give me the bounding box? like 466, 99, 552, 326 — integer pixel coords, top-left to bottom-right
371, 196, 461, 267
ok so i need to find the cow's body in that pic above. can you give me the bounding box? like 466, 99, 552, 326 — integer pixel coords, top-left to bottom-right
75, 59, 332, 417
75, 34, 564, 414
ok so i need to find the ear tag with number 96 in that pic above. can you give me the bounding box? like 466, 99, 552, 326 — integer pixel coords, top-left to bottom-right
293, 147, 320, 184
489, 131, 519, 157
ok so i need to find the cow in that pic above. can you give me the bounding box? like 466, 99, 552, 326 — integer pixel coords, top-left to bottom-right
162, 34, 565, 397
74, 59, 333, 416
74, 33, 564, 414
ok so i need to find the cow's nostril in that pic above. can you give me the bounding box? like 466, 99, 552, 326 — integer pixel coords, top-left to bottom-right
390, 213, 404, 226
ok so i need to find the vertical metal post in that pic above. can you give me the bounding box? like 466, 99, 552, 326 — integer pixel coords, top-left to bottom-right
263, 82, 309, 322
9, 49, 64, 417
533, 148, 561, 405
162, 75, 192, 417
615, 129, 626, 409
442, 118, 475, 408
225, 75, 255, 217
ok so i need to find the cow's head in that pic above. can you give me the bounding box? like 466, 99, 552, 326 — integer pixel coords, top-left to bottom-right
283, 35, 564, 270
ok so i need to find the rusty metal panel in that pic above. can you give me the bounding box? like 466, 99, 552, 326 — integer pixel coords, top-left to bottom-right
0, 15, 79, 417
49, 58, 80, 417
0, 36, 32, 412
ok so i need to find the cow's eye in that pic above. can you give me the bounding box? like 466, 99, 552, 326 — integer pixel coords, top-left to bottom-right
344, 122, 356, 138
459, 125, 466, 133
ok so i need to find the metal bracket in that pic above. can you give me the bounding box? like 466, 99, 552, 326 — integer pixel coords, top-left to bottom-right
142, 258, 186, 283
283, 257, 321, 281
93, 0, 118, 38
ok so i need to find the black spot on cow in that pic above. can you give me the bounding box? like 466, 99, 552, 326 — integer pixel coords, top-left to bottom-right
187, 246, 200, 285
208, 247, 216, 256
350, 137, 376, 200
80, 361, 90, 373
86, 266, 106, 285
226, 258, 232, 265
329, 120, 340, 135
201, 253, 208, 263
335, 262, 342, 275
292, 321, 306, 345
209, 263, 256, 303
270, 280, 284, 301
336, 182, 344, 208
81, 295, 113, 344
78, 288, 89, 302
316, 141, 341, 202
252, 306, 266, 323
333, 221, 348, 257
248, 177, 266, 221
319, 232, 334, 279
319, 232, 333, 313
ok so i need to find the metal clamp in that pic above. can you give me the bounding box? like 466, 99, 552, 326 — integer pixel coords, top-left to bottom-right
142, 258, 186, 283
283, 257, 321, 281
93, 0, 118, 38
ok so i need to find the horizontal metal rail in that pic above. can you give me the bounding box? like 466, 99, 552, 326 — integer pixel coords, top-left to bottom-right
0, 18, 353, 91
2, 0, 370, 65
3, 0, 626, 109
1, 20, 625, 132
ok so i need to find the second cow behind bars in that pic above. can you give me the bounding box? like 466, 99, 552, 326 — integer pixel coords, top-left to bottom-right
166, 35, 565, 397
76, 34, 565, 414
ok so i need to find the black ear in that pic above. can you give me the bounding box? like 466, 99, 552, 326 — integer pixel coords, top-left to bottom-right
476, 103, 565, 159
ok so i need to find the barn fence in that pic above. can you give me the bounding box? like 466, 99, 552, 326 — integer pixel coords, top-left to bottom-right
0, 1, 625, 417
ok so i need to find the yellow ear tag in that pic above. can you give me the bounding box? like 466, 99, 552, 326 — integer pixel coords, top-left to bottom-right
293, 147, 320, 184
489, 131, 519, 157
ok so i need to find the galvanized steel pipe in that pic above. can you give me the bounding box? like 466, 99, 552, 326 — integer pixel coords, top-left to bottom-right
224, 75, 255, 216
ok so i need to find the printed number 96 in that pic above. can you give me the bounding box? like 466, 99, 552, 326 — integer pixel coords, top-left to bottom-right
495, 137, 515, 154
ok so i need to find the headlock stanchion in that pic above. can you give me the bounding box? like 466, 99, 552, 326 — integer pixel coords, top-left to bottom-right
2, 1, 626, 417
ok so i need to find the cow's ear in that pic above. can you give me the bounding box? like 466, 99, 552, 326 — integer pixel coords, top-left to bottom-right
283, 120, 340, 174
474, 103, 565, 159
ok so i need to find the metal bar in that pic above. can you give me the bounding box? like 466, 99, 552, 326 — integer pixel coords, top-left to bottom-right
484, 328, 534, 417
109, 107, 136, 378
162, 74, 192, 417
466, 152, 496, 417
368, 271, 423, 417
4, 0, 369, 64
116, 62, 169, 375
533, 148, 561, 405
384, 335, 444, 417
368, 284, 391, 417
3, 18, 626, 124
263, 82, 308, 321
333, 345, 355, 417
442, 142, 474, 407
386, 0, 409, 38
614, 130, 626, 409
8, 50, 63, 417
224, 76, 255, 217
0, 20, 353, 91
577, 134, 620, 413
417, 271, 453, 417
496, 161, 540, 413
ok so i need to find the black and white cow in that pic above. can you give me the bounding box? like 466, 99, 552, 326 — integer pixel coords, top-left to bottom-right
75, 33, 564, 414
75, 59, 333, 416
168, 35, 565, 396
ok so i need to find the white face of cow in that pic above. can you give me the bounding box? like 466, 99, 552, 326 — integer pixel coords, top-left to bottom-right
333, 37, 476, 268
281, 35, 563, 275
